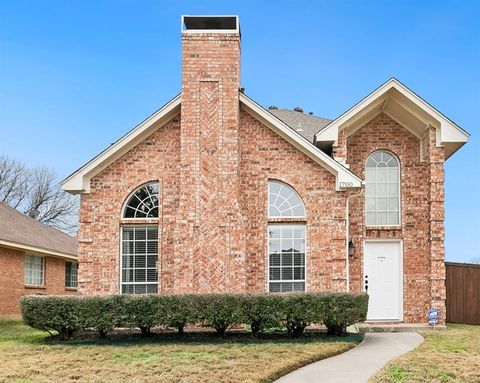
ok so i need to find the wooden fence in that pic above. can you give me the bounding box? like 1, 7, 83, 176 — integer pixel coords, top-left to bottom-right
446, 262, 480, 325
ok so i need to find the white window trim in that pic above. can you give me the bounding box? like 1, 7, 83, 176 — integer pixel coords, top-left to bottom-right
267, 180, 306, 219
24, 255, 45, 287
365, 151, 402, 227
267, 223, 307, 293
121, 182, 160, 220
65, 261, 78, 289
119, 225, 159, 294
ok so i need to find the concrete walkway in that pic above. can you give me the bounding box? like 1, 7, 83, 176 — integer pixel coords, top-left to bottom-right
275, 332, 424, 383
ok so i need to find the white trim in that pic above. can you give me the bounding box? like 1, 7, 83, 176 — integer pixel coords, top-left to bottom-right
64, 92, 362, 194
315, 78, 469, 160
363, 239, 404, 322
119, 225, 159, 295
240, 93, 362, 190
364, 150, 402, 227
24, 254, 46, 287
61, 95, 181, 193
0, 239, 77, 260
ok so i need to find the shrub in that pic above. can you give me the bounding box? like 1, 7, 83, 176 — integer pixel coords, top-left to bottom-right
121, 294, 165, 336
280, 293, 324, 337
21, 296, 82, 339
195, 294, 243, 336
79, 295, 121, 337
21, 292, 369, 339
242, 294, 283, 336
162, 294, 198, 334
321, 292, 369, 335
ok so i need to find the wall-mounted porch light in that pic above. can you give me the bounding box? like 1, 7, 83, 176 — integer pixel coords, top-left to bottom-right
348, 240, 355, 257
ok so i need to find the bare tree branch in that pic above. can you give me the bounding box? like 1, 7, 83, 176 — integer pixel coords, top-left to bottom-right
0, 156, 78, 235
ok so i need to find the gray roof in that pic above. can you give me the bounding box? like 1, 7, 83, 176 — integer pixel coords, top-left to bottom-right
0, 203, 77, 257
268, 109, 331, 142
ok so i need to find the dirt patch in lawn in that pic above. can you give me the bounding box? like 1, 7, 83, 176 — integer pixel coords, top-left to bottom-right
0, 320, 361, 383
371, 323, 480, 383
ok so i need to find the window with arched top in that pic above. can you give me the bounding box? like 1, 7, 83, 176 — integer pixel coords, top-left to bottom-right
268, 180, 306, 218
365, 151, 400, 226
267, 180, 306, 293
123, 182, 159, 218
121, 182, 159, 294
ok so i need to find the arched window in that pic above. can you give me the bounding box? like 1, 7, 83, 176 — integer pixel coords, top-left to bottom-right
123, 182, 159, 218
268, 180, 306, 217
121, 182, 159, 294
268, 180, 306, 293
365, 151, 400, 226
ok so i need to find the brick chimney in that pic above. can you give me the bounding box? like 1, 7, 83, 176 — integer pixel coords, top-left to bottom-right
174, 16, 245, 293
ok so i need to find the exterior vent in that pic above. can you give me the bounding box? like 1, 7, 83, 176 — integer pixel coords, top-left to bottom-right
294, 107, 303, 113
182, 15, 240, 34
269, 105, 278, 110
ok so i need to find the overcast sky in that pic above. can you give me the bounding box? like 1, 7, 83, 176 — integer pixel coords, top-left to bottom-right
0, 0, 479, 262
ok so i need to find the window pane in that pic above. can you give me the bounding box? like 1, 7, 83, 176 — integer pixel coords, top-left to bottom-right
365, 151, 400, 227
268, 224, 305, 292
25, 255, 44, 286
269, 282, 281, 293
121, 226, 158, 294
123, 182, 159, 218
268, 181, 305, 217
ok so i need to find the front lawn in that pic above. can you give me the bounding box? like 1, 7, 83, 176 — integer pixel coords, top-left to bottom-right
372, 324, 480, 383
0, 320, 361, 383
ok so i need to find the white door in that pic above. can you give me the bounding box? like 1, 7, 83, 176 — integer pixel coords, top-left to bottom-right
363, 241, 402, 321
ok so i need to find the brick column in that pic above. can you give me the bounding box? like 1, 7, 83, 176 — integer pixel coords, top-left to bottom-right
174, 30, 246, 293
426, 126, 446, 323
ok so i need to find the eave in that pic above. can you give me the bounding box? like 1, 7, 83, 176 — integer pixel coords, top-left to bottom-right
314, 78, 469, 159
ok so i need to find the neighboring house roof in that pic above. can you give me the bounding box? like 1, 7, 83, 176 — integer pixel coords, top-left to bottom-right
62, 93, 362, 194
314, 78, 470, 159
268, 109, 331, 142
0, 203, 77, 259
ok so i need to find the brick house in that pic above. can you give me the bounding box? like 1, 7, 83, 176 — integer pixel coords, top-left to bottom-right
62, 16, 469, 324
0, 203, 78, 316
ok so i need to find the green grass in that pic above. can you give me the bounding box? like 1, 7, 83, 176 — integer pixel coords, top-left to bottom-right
372, 324, 480, 383
0, 320, 361, 383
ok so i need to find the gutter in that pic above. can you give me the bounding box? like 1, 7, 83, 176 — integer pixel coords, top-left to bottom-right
346, 189, 363, 292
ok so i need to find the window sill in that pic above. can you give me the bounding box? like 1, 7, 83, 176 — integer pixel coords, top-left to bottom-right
366, 226, 402, 230
65, 287, 78, 291
268, 218, 306, 223
120, 219, 159, 225
24, 285, 46, 289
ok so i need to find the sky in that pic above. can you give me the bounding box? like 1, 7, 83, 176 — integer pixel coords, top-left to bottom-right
0, 0, 479, 262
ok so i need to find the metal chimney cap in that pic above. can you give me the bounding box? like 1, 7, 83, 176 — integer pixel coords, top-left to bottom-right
182, 15, 240, 34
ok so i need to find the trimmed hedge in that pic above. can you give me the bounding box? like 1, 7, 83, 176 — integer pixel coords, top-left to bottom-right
21, 292, 368, 339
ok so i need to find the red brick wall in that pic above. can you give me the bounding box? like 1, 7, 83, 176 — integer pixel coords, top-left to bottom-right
240, 111, 348, 293
346, 113, 444, 323
0, 246, 76, 316
78, 118, 181, 294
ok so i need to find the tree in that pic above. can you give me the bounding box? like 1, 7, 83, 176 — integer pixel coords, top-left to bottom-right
0, 155, 78, 235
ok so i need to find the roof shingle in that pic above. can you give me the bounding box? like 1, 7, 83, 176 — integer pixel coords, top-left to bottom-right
0, 203, 77, 257
268, 109, 331, 142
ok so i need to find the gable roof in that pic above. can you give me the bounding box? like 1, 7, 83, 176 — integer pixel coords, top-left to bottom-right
268, 109, 331, 142
0, 203, 77, 259
62, 94, 181, 193
239, 93, 362, 190
314, 78, 469, 159
62, 93, 362, 194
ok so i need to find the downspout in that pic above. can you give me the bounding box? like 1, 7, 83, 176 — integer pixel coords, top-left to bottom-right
345, 189, 363, 292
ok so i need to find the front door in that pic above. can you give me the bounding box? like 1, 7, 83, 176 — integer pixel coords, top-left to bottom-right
363, 240, 402, 321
